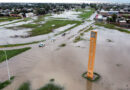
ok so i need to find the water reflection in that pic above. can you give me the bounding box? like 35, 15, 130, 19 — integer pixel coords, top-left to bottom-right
86, 80, 92, 90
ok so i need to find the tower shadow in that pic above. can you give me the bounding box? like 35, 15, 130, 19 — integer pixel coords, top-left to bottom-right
86, 80, 92, 90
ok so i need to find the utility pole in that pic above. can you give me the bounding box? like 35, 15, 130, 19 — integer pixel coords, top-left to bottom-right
87, 31, 97, 79
4, 50, 11, 81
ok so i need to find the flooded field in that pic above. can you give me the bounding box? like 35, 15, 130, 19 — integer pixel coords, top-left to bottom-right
0, 23, 130, 90
0, 10, 84, 45
0, 8, 130, 90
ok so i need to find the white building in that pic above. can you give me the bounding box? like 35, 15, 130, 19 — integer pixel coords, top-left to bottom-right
25, 12, 34, 17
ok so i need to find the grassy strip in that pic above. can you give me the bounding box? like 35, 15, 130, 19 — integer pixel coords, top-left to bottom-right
74, 26, 93, 43
84, 26, 94, 32
79, 26, 94, 36
0, 40, 45, 48
17, 82, 30, 90
55, 21, 82, 36
34, 14, 51, 23
0, 76, 15, 89
82, 72, 100, 82
95, 22, 130, 34
30, 20, 82, 37
59, 43, 66, 47
0, 47, 31, 63
39, 83, 63, 90
0, 20, 23, 27
76, 8, 95, 19
0, 17, 21, 22
0, 17, 31, 27
73, 36, 85, 43
17, 24, 39, 28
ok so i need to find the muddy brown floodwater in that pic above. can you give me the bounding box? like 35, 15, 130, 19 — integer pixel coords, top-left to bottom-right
0, 21, 130, 90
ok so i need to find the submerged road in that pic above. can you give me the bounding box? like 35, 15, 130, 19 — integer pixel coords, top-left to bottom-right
1, 12, 130, 90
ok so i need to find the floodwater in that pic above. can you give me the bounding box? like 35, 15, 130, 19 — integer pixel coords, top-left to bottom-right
50, 10, 82, 20
0, 24, 130, 90
0, 23, 75, 45
0, 10, 83, 45
0, 11, 130, 90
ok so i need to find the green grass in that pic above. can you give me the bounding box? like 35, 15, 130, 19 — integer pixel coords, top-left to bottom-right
95, 22, 130, 34
84, 26, 94, 32
0, 40, 44, 48
78, 26, 93, 37
50, 79, 55, 82
0, 17, 31, 27
76, 8, 95, 19
0, 17, 21, 22
59, 43, 66, 47
80, 32, 84, 36
17, 82, 30, 90
30, 20, 82, 36
73, 36, 85, 43
55, 21, 82, 36
34, 14, 51, 23
0, 76, 15, 89
106, 39, 113, 42
17, 79, 63, 90
38, 83, 63, 90
18, 24, 39, 28
0, 47, 31, 63
73, 26, 94, 43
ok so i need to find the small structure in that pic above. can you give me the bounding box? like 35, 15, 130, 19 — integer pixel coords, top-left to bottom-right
9, 14, 20, 17
25, 12, 34, 17
95, 14, 103, 22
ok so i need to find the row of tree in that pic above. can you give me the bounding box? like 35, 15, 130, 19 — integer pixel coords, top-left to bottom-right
0, 3, 97, 16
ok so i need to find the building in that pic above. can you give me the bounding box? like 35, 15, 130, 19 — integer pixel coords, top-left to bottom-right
25, 12, 34, 17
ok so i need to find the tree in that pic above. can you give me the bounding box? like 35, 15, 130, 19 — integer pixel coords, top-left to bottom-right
107, 17, 113, 23
112, 14, 117, 22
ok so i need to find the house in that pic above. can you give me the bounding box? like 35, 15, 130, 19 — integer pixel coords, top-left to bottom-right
95, 14, 103, 22
9, 14, 21, 17
100, 9, 119, 16
25, 12, 34, 17
119, 20, 126, 25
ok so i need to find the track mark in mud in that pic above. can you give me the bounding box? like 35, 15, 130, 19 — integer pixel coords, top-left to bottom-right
106, 39, 113, 43
116, 64, 122, 67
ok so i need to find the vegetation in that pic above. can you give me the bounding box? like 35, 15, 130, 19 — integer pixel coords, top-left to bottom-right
0, 17, 21, 22
38, 83, 63, 90
95, 22, 130, 34
73, 26, 94, 43
107, 14, 117, 23
106, 39, 113, 42
82, 72, 100, 82
0, 17, 31, 27
76, 8, 95, 19
17, 82, 30, 90
30, 20, 82, 36
73, 36, 85, 43
59, 43, 66, 47
17, 79, 63, 90
18, 24, 39, 28
34, 14, 51, 23
0, 76, 15, 89
55, 21, 82, 36
0, 40, 45, 48
0, 47, 31, 63
50, 79, 55, 82
84, 26, 94, 32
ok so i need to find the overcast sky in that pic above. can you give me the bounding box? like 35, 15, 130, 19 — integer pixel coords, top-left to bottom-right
0, 0, 130, 3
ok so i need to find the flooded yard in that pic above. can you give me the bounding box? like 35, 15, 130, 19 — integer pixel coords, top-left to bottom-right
0, 7, 130, 90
